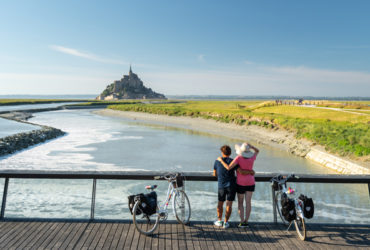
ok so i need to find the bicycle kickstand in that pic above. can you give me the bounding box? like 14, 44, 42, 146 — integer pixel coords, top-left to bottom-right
286, 221, 294, 231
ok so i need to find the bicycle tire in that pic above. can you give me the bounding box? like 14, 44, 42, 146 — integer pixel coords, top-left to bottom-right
173, 190, 191, 225
132, 201, 160, 235
275, 193, 289, 225
294, 216, 306, 241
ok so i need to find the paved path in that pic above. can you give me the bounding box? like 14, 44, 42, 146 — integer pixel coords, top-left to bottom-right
0, 220, 369, 249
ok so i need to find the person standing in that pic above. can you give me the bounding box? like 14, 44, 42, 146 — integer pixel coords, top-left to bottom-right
213, 145, 254, 228
218, 142, 259, 228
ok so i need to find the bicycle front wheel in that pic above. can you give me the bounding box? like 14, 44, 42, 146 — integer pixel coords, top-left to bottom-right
294, 216, 306, 241
132, 201, 160, 235
275, 193, 289, 225
173, 190, 191, 225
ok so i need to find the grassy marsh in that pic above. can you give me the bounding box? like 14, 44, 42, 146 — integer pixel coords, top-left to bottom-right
109, 100, 370, 158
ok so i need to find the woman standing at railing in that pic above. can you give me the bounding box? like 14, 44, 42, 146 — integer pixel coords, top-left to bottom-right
218, 142, 259, 228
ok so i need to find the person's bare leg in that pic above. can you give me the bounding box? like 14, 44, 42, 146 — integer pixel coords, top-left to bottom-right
244, 191, 253, 223
217, 201, 224, 221
225, 201, 233, 222
237, 193, 245, 222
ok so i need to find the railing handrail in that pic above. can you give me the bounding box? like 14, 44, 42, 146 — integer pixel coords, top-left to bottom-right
0, 170, 369, 183
1, 170, 369, 221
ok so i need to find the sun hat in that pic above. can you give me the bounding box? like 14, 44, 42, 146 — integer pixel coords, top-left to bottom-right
235, 143, 254, 158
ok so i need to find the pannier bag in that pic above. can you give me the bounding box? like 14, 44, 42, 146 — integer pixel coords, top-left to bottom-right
128, 192, 157, 216
281, 195, 296, 221
143, 191, 158, 215
128, 193, 144, 215
175, 173, 184, 188
299, 194, 314, 219
272, 181, 279, 191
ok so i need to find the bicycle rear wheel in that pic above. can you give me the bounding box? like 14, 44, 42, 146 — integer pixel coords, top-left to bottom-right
132, 201, 160, 235
294, 217, 306, 241
275, 193, 289, 225
173, 190, 191, 225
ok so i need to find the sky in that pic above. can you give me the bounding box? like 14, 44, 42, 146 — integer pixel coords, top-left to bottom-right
0, 0, 369, 97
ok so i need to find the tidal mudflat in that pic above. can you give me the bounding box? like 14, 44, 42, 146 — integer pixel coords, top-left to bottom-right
0, 109, 368, 223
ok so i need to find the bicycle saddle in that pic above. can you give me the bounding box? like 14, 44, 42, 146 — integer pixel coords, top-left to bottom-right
145, 185, 158, 190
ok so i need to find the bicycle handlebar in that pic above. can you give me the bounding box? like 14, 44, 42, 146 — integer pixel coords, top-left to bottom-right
154, 173, 179, 181
270, 174, 299, 183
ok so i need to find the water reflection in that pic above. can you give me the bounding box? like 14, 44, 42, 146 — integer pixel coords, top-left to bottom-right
0, 118, 39, 138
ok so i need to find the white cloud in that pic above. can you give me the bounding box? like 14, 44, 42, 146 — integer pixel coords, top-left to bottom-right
1, 63, 369, 96
0, 72, 113, 95
49, 45, 126, 65
197, 54, 205, 62
142, 65, 370, 96
265, 66, 370, 84
243, 60, 255, 65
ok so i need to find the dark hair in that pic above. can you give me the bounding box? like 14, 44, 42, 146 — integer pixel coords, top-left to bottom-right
220, 145, 231, 156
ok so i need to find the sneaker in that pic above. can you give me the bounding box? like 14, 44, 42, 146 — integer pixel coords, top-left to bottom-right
223, 221, 230, 229
214, 220, 223, 227
238, 222, 249, 228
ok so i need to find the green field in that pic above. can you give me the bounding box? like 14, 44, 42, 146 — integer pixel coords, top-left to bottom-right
109, 100, 370, 159
316, 100, 370, 110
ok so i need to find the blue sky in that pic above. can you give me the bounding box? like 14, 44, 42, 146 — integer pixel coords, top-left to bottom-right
0, 0, 369, 96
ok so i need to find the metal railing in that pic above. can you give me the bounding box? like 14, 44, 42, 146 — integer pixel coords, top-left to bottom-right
1, 170, 369, 221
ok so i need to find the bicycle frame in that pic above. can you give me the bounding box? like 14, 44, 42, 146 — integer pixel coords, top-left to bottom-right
158, 180, 179, 216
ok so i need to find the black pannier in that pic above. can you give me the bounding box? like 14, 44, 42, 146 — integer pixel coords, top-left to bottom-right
281, 194, 296, 221
143, 192, 158, 215
272, 181, 279, 191
299, 194, 314, 219
128, 192, 158, 216
175, 173, 184, 188
128, 193, 144, 215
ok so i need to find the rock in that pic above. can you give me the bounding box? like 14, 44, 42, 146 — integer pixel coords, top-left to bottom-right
0, 127, 66, 157
96, 66, 166, 100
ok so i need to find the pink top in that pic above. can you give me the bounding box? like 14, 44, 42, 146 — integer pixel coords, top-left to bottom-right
234, 154, 256, 186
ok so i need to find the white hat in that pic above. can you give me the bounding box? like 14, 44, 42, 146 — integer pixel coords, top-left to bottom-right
235, 143, 254, 158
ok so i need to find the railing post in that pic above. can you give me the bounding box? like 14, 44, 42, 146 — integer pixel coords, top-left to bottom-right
272, 185, 277, 224
90, 178, 97, 220
1, 178, 9, 219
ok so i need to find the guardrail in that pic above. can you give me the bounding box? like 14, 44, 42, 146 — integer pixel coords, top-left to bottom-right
1, 170, 369, 222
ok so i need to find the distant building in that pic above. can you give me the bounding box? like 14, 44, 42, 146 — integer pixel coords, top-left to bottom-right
96, 66, 166, 100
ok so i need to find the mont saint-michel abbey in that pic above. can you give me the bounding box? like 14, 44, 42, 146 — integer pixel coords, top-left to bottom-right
96, 67, 166, 100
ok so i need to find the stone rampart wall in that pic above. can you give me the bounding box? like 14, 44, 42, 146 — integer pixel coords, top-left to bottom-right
305, 148, 370, 174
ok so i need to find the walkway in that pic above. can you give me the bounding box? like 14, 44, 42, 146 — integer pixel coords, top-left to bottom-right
0, 220, 369, 249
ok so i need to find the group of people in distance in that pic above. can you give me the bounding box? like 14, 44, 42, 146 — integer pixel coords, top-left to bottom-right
213, 142, 259, 229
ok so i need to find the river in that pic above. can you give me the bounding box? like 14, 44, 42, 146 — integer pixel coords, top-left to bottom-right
0, 109, 368, 224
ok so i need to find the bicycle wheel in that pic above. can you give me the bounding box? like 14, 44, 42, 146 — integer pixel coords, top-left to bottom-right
294, 216, 306, 241
173, 190, 191, 225
132, 201, 159, 235
275, 193, 289, 225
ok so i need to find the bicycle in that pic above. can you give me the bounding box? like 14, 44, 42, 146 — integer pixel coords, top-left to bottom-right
270, 174, 306, 241
129, 173, 191, 235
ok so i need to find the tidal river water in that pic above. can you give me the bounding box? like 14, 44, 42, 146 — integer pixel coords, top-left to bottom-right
0, 109, 368, 224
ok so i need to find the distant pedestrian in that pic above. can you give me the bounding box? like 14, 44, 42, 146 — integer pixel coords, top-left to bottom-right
218, 142, 259, 228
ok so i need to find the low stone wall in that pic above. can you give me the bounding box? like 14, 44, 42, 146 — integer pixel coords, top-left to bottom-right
305, 148, 370, 174
0, 126, 66, 156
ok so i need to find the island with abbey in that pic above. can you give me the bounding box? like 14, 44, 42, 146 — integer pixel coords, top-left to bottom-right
96, 67, 166, 100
